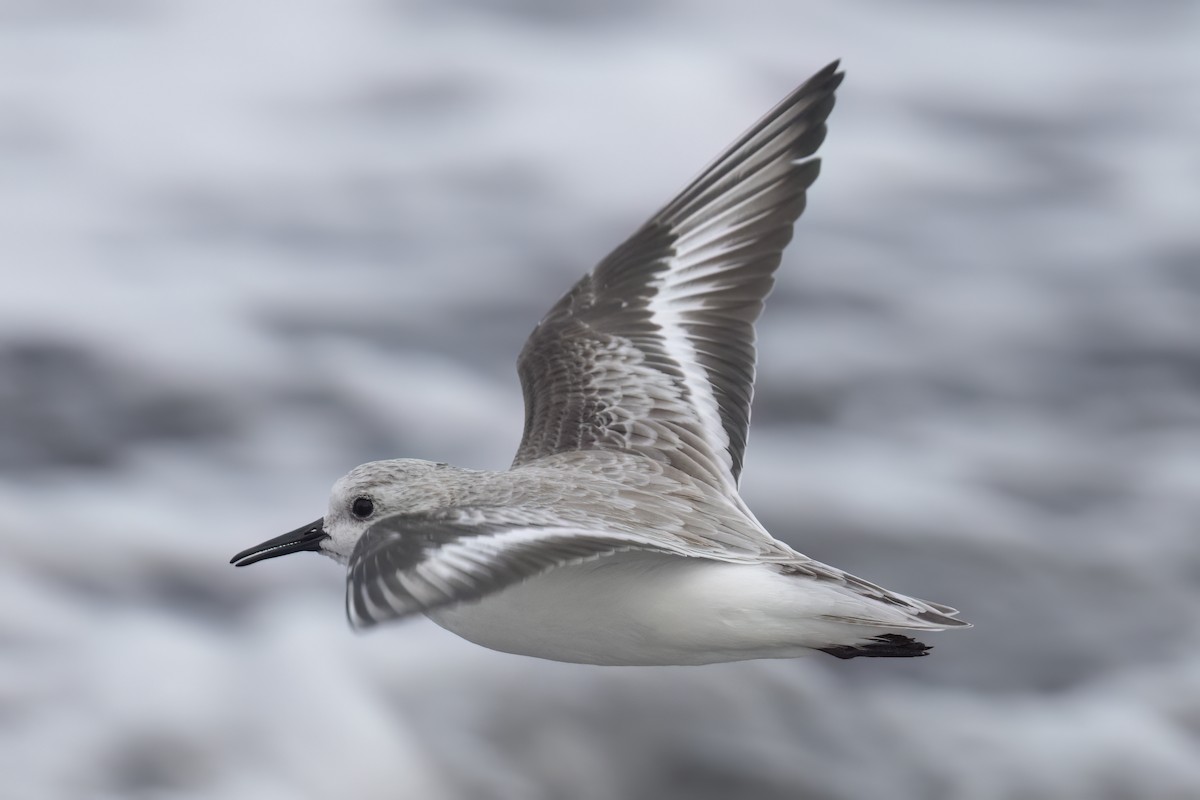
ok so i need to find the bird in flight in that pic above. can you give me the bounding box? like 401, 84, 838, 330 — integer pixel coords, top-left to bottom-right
232, 61, 969, 665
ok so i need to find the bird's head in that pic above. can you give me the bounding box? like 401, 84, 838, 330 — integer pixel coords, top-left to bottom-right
230, 459, 457, 568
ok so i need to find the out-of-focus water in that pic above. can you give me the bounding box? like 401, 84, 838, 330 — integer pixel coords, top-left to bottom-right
2, 1, 1198, 798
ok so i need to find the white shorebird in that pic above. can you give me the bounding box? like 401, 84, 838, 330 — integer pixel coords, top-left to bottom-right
232, 62, 969, 665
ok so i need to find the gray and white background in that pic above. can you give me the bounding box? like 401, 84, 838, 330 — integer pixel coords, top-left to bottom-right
2, 1, 1199, 798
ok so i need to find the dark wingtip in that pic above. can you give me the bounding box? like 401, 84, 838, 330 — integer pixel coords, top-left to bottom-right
818, 633, 931, 660
812, 58, 845, 90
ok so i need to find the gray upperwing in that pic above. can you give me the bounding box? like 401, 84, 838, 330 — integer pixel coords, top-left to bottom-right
345, 512, 676, 629
512, 61, 843, 498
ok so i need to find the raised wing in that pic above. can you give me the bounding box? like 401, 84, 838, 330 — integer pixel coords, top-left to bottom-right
345, 511, 689, 628
513, 62, 843, 496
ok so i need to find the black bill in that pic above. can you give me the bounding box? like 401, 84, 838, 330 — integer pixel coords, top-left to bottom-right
231, 518, 328, 567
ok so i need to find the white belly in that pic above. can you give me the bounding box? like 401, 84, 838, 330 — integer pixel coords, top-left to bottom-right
424, 552, 855, 665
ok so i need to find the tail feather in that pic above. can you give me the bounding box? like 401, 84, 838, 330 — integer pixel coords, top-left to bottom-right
777, 564, 970, 631
818, 633, 931, 660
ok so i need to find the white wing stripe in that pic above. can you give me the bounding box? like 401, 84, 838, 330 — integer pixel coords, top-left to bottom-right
646, 285, 737, 490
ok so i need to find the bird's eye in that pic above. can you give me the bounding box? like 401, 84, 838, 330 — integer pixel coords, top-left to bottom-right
351, 497, 374, 519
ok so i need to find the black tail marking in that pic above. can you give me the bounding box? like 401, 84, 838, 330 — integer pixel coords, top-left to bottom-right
818, 633, 931, 660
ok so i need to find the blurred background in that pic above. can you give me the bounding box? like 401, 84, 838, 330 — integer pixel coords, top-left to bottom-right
2, 1, 1199, 798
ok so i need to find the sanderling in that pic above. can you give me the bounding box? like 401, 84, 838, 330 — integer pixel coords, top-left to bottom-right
232, 61, 969, 665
